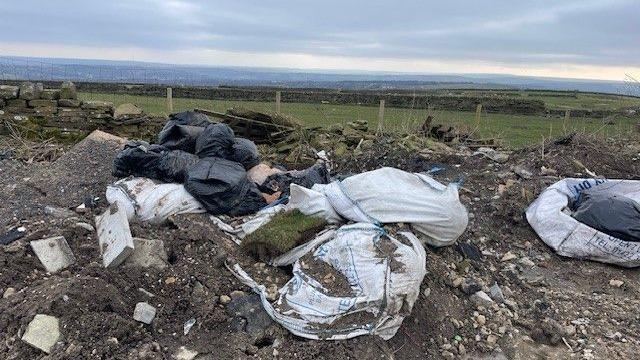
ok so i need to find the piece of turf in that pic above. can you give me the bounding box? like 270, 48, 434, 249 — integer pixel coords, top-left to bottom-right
241, 210, 327, 261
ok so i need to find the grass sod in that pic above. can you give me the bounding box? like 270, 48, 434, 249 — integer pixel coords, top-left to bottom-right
240, 210, 327, 261
79, 92, 639, 149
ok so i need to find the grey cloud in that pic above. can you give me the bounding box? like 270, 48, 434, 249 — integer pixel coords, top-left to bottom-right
0, 0, 638, 67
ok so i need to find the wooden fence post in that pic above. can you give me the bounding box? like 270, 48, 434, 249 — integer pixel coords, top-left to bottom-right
563, 110, 571, 133
166, 87, 173, 114
275, 91, 282, 113
475, 104, 482, 126
377, 100, 385, 133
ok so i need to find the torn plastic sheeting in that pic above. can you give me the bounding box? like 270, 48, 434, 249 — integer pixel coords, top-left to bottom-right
526, 178, 640, 267
210, 204, 287, 241
157, 121, 205, 153
295, 167, 468, 247
106, 177, 205, 224
231, 223, 426, 340
573, 191, 640, 243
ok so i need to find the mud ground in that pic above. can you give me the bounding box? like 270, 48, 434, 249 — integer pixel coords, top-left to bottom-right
1, 133, 640, 359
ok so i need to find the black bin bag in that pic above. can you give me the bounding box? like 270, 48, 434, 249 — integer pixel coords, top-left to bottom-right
573, 191, 640, 242
184, 157, 267, 216
232, 137, 260, 170
157, 111, 211, 152
195, 123, 235, 159
113, 140, 199, 183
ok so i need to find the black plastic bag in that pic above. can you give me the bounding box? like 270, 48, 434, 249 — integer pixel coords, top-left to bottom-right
195, 123, 235, 159
113, 140, 166, 180
156, 150, 200, 183
113, 140, 199, 183
184, 157, 267, 216
157, 111, 210, 152
573, 191, 640, 242
232, 137, 260, 170
260, 162, 330, 196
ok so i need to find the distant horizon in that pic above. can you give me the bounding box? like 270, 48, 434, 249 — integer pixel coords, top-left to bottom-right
0, 55, 631, 84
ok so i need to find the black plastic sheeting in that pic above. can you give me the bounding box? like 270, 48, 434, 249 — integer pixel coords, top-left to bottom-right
157, 111, 210, 152
195, 123, 236, 159
260, 163, 330, 196
113, 140, 199, 183
184, 157, 267, 216
573, 191, 640, 242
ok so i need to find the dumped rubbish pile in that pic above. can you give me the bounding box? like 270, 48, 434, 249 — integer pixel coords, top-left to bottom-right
106, 111, 469, 341
4, 119, 640, 359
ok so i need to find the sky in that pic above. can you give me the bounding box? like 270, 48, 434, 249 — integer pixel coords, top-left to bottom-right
0, 0, 639, 80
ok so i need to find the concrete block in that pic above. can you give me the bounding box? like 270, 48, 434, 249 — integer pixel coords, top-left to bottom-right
95, 202, 135, 268
133, 302, 156, 324
19, 82, 40, 100
59, 81, 77, 100
21, 314, 60, 354
30, 236, 76, 273
124, 238, 168, 269
81, 100, 114, 111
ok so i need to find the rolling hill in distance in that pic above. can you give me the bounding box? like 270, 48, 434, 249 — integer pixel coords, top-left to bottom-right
0, 56, 637, 96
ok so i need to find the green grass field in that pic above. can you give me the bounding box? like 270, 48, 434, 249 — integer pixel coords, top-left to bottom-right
79, 92, 638, 149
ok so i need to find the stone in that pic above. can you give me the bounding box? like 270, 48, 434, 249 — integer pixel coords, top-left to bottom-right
114, 103, 143, 119
81, 100, 114, 111
173, 346, 198, 360
40, 89, 60, 100
6, 99, 27, 108
226, 294, 274, 338
19, 82, 40, 100
609, 279, 624, 287
230, 290, 245, 299
518, 257, 535, 268
486, 334, 498, 346
21, 314, 60, 354
500, 251, 517, 262
219, 295, 231, 304
3, 287, 16, 298
44, 205, 77, 219
474, 147, 509, 163
265, 284, 279, 301
461, 279, 482, 295
133, 302, 156, 324
95, 202, 135, 268
476, 314, 486, 326
29, 99, 57, 108
470, 291, 494, 307
30, 236, 76, 273
513, 166, 533, 180
0, 85, 19, 100
74, 222, 95, 232
489, 283, 505, 303
58, 99, 81, 108
59, 81, 77, 100
124, 238, 168, 269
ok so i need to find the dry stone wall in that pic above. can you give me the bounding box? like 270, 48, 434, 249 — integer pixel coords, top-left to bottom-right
0, 81, 162, 138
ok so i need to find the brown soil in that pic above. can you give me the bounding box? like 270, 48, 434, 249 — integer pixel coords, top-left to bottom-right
1, 132, 640, 359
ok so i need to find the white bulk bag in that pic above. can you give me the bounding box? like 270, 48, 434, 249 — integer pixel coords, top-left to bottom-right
526, 178, 640, 267
232, 223, 427, 340
319, 167, 468, 247
106, 177, 206, 223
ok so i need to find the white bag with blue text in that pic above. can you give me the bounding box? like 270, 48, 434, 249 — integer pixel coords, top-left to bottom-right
526, 178, 640, 267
